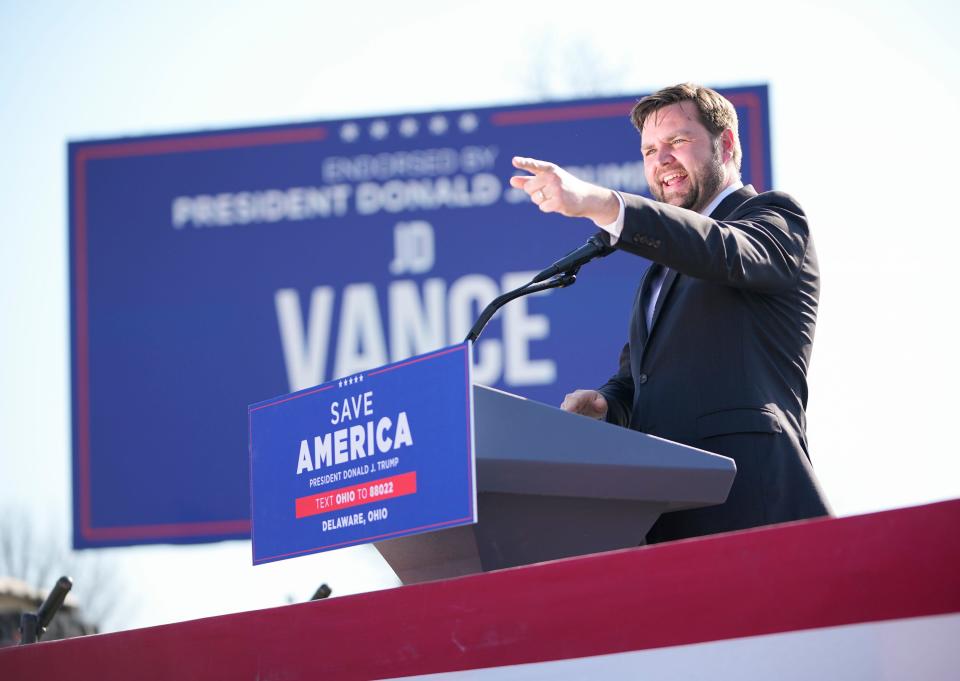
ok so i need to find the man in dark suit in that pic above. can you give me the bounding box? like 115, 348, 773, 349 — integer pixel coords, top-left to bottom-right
510, 83, 830, 543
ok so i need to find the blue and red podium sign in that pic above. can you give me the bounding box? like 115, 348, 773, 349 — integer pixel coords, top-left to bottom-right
249, 343, 476, 564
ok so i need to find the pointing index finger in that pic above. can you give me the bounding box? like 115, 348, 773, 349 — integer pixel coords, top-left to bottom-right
512, 156, 555, 174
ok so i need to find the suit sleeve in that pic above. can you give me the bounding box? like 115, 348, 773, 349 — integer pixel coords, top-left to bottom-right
617, 191, 810, 293
597, 342, 633, 428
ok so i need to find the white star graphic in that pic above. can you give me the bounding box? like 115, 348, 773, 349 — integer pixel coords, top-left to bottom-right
398, 117, 419, 137
428, 115, 448, 135
458, 113, 479, 133
370, 120, 389, 140
340, 123, 360, 142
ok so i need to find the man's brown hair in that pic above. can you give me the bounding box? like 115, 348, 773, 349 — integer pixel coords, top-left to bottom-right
630, 83, 742, 171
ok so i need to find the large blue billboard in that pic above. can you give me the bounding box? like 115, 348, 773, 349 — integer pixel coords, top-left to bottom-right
70, 86, 772, 548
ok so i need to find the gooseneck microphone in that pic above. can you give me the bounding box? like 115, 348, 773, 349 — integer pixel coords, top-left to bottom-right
464, 232, 616, 343
531, 233, 615, 283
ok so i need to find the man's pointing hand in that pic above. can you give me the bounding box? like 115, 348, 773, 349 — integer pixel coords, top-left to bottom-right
510, 156, 620, 226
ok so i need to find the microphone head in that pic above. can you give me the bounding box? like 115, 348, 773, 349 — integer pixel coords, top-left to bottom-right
589, 232, 615, 256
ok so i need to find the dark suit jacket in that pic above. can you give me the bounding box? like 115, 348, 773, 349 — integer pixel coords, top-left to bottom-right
597, 185, 830, 543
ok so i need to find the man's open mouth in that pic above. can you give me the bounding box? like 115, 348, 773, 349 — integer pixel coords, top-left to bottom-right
661, 170, 688, 188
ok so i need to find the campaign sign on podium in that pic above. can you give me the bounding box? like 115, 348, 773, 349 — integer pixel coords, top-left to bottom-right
249, 343, 476, 564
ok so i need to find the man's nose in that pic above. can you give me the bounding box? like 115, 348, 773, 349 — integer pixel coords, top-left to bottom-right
656, 146, 675, 166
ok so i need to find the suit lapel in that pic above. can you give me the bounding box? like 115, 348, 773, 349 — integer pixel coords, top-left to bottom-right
711, 184, 757, 220
636, 263, 659, 344
644, 185, 757, 341
647, 267, 677, 337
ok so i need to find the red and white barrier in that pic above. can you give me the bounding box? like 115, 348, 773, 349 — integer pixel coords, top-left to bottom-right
2, 500, 958, 679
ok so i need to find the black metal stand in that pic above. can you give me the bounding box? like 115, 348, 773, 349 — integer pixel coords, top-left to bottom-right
464, 270, 578, 343
19, 576, 73, 645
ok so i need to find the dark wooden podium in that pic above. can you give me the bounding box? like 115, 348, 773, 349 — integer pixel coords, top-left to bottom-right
375, 385, 736, 583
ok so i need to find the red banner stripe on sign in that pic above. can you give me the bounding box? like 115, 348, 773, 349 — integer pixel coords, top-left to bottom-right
294, 472, 417, 519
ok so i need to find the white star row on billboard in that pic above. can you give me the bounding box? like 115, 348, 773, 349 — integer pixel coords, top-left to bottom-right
339, 113, 479, 142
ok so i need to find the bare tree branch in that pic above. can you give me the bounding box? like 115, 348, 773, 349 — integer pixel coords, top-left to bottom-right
518, 33, 629, 101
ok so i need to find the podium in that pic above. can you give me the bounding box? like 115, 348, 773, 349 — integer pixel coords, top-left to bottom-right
376, 385, 736, 584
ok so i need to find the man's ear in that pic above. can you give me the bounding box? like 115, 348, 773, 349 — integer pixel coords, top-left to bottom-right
720, 128, 736, 165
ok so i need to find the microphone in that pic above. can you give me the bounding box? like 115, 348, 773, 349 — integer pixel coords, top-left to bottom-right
531, 233, 615, 283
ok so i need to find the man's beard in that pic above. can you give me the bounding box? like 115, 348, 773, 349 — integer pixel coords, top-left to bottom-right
652, 144, 725, 213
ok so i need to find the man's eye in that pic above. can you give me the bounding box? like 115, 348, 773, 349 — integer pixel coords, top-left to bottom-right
672, 138, 687, 145
643, 148, 655, 156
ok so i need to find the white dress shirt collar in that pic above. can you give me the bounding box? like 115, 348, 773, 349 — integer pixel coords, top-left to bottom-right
700, 180, 744, 217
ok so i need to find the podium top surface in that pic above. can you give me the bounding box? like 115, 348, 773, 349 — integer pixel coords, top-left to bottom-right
473, 385, 735, 507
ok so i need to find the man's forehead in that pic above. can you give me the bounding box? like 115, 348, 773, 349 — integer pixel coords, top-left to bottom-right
641, 102, 702, 140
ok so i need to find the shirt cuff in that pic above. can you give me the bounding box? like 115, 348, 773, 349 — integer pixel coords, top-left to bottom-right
597, 191, 625, 245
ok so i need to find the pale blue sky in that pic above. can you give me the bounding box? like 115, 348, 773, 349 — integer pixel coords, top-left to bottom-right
1, 0, 958, 631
